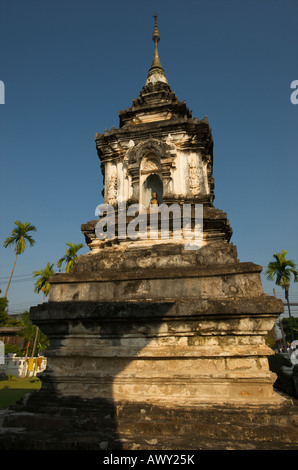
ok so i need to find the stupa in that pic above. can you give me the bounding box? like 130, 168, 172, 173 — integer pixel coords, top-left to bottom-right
1, 15, 297, 450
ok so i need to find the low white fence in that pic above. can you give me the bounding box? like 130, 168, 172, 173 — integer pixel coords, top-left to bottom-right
0, 353, 47, 378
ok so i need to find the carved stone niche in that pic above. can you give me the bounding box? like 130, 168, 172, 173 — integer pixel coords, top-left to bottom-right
126, 138, 176, 206
188, 156, 200, 195
106, 166, 118, 205
202, 153, 214, 203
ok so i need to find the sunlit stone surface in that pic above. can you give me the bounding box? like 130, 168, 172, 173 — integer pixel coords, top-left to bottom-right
1, 15, 297, 450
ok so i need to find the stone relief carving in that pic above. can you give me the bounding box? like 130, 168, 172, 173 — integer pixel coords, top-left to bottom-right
123, 137, 177, 202
107, 170, 118, 205
189, 157, 200, 195
143, 159, 160, 172
127, 138, 176, 167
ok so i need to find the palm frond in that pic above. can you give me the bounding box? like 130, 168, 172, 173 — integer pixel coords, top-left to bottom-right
266, 250, 298, 289
3, 221, 37, 253
33, 262, 55, 297
57, 242, 84, 273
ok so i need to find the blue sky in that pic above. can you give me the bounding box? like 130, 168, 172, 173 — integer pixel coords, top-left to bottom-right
0, 0, 297, 317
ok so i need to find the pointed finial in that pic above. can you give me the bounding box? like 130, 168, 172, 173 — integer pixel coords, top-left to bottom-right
152, 12, 160, 44
146, 12, 167, 84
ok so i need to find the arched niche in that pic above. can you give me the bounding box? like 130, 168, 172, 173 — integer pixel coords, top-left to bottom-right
142, 173, 163, 208
139, 154, 163, 208
126, 138, 176, 203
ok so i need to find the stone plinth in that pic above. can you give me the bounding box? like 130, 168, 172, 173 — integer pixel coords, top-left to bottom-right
29, 297, 280, 406
0, 241, 298, 449
34, 242, 282, 406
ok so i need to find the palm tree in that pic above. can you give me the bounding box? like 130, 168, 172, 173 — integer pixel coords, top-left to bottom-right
266, 250, 298, 342
57, 242, 84, 273
3, 221, 37, 297
0, 290, 9, 325
33, 262, 56, 303
18, 311, 49, 358
31, 262, 55, 357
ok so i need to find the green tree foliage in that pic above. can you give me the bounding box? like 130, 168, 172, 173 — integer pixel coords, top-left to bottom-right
17, 312, 49, 357
57, 241, 84, 273
4, 343, 23, 356
282, 317, 298, 343
0, 293, 21, 327
33, 262, 56, 301
3, 221, 37, 297
266, 250, 298, 342
0, 293, 9, 325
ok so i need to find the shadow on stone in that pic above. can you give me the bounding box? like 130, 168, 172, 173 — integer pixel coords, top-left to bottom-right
1, 300, 176, 450
1, 297, 298, 450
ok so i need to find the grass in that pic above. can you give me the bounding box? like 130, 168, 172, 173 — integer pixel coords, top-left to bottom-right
0, 376, 42, 408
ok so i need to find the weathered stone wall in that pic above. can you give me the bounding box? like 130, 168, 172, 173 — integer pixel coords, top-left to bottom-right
30, 297, 282, 405
27, 241, 285, 407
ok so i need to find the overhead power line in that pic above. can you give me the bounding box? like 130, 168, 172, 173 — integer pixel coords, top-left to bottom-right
0, 278, 33, 286
0, 273, 34, 279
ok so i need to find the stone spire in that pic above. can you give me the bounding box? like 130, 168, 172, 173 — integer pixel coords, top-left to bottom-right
146, 13, 168, 85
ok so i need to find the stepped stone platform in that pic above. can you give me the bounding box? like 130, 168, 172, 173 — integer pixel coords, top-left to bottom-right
0, 242, 297, 450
